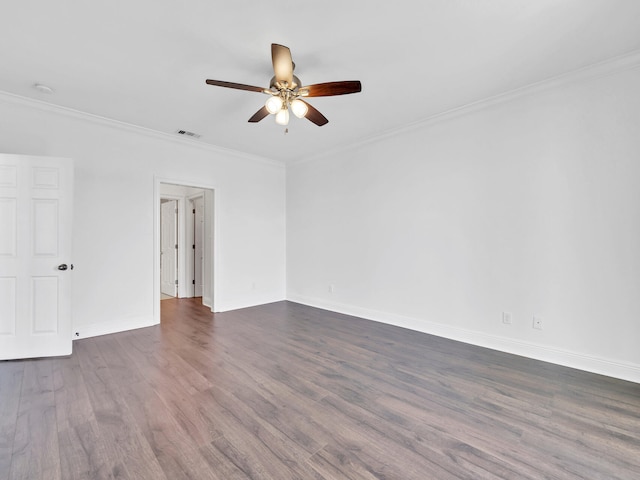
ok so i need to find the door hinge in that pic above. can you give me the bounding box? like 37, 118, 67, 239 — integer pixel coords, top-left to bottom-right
192, 244, 195, 249
193, 209, 196, 214
174, 280, 178, 285
192, 279, 195, 285
175, 244, 178, 249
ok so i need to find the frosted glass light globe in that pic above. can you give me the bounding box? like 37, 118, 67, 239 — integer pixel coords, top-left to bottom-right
265, 96, 284, 114
275, 107, 290, 126
290, 99, 308, 118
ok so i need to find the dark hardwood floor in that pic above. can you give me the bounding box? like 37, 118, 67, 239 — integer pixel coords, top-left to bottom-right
1, 298, 639, 479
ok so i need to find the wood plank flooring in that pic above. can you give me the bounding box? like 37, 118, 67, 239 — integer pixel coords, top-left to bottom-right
1, 298, 640, 479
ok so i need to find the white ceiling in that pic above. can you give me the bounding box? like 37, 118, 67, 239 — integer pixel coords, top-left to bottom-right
2, 1, 640, 163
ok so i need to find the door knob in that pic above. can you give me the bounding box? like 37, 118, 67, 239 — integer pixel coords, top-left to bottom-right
58, 264, 68, 271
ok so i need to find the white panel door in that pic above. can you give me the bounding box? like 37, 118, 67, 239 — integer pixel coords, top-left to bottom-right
194, 196, 204, 297
0, 154, 73, 360
160, 200, 177, 296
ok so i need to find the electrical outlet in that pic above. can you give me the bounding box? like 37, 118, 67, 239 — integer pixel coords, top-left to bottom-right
328, 284, 335, 294
533, 316, 543, 330
502, 312, 513, 325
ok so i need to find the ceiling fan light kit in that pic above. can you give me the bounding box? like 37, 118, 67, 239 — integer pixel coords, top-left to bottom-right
206, 44, 361, 127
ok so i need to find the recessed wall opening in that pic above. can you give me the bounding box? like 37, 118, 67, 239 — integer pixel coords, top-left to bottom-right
156, 181, 215, 321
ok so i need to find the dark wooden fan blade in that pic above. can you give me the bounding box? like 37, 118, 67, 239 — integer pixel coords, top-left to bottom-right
206, 79, 265, 93
301, 100, 328, 126
300, 81, 362, 97
271, 44, 294, 87
248, 106, 270, 123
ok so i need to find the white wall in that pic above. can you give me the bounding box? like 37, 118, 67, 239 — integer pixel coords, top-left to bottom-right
0, 94, 286, 338
287, 65, 640, 382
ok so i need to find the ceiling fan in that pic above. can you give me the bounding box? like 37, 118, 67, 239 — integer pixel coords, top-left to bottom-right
205, 44, 362, 127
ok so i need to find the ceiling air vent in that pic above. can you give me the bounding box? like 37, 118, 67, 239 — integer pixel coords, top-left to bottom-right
176, 129, 201, 139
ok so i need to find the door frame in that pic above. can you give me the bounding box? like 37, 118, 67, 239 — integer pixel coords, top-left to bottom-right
153, 177, 218, 322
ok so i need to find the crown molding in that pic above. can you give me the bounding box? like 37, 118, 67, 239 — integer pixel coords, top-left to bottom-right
4, 48, 640, 170
0, 90, 285, 169
292, 49, 640, 166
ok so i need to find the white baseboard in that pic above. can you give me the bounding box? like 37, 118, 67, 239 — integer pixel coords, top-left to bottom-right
287, 293, 640, 384
202, 296, 212, 309
72, 295, 286, 340
215, 296, 286, 313
72, 316, 159, 340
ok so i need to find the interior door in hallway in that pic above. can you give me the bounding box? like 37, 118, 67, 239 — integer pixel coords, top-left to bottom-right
0, 154, 74, 360
160, 199, 178, 296
193, 195, 204, 297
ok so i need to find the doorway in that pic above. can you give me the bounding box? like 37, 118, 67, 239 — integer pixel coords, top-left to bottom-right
155, 180, 215, 322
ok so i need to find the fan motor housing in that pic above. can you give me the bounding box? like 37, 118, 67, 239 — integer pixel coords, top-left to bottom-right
270, 75, 301, 91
